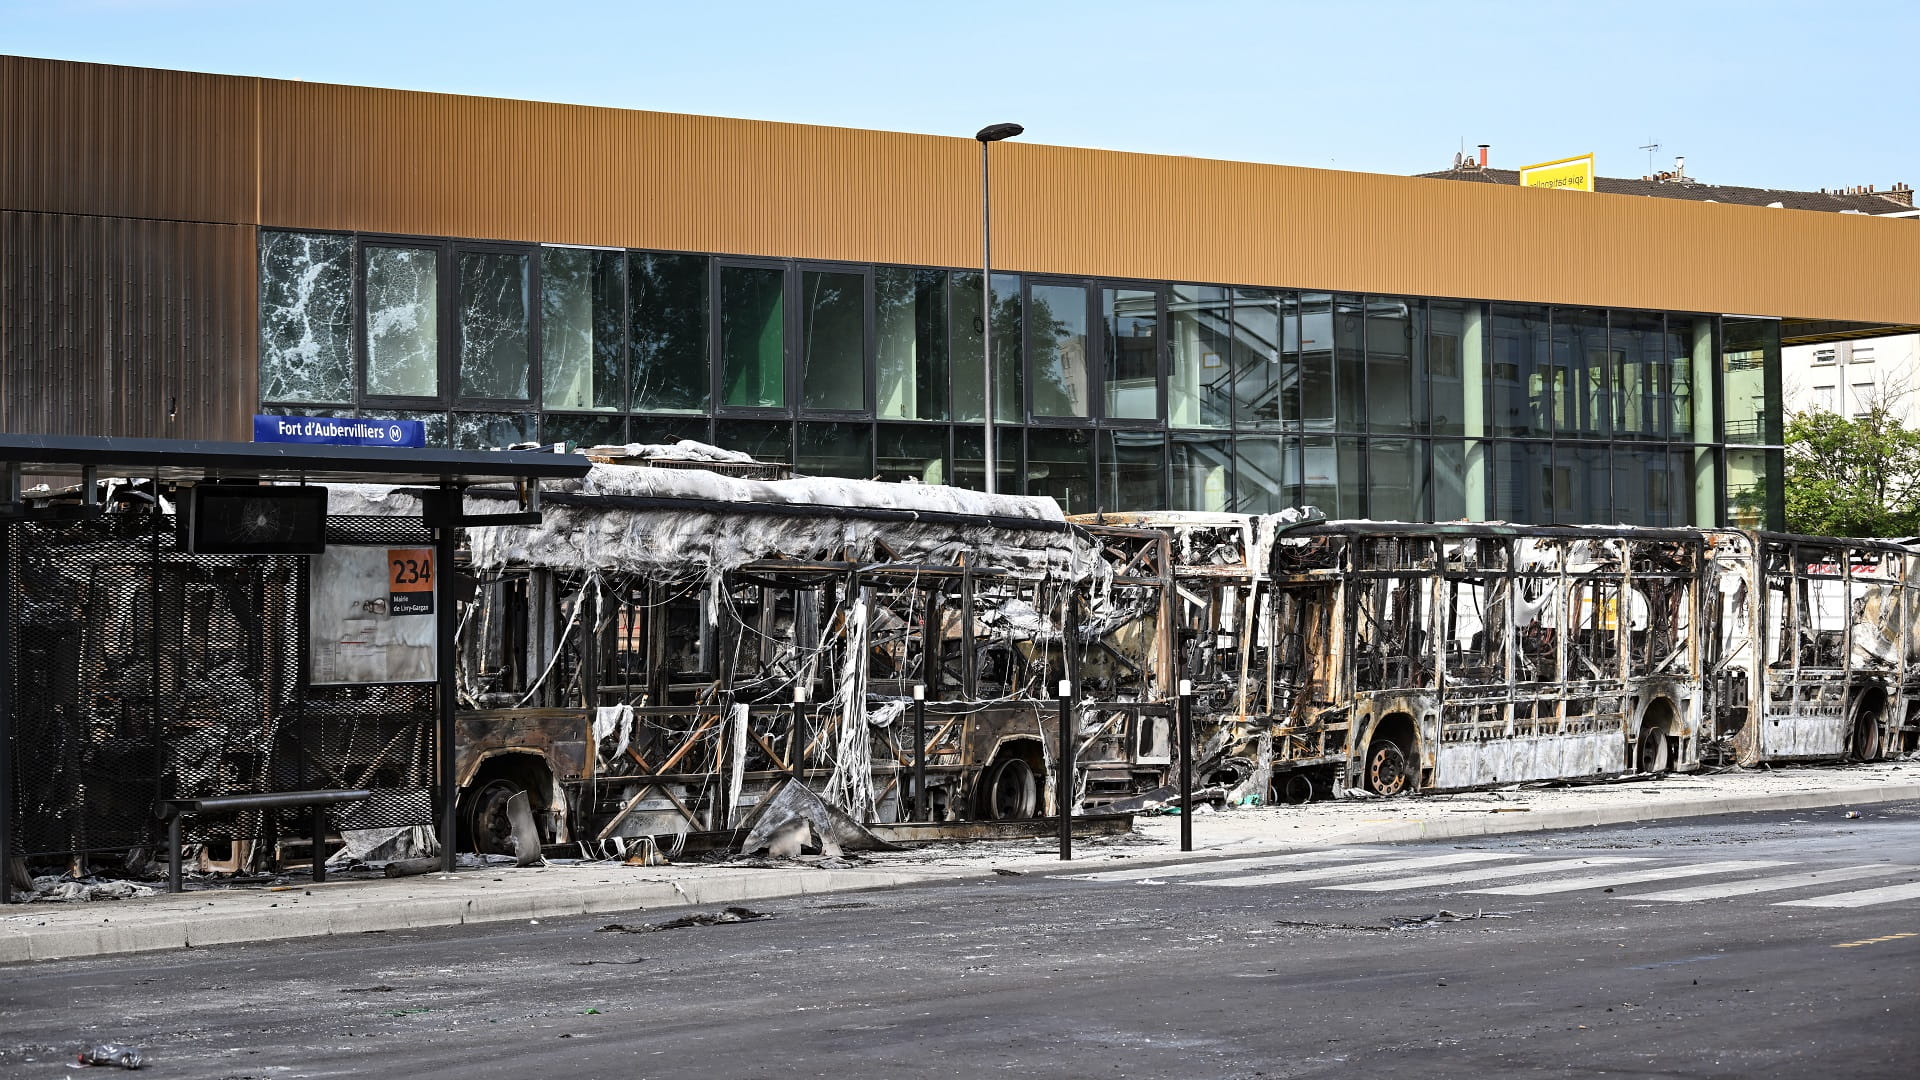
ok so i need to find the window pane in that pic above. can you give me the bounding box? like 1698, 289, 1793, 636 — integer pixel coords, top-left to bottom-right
801, 270, 865, 411
1722, 318, 1779, 445
631, 252, 711, 413
721, 266, 786, 409
1170, 433, 1232, 511
1365, 297, 1413, 433
541, 248, 624, 411
1493, 440, 1550, 522
1334, 294, 1366, 430
876, 268, 948, 421
542, 412, 625, 450
457, 251, 531, 400
631, 414, 710, 446
1557, 442, 1608, 524
1726, 447, 1774, 528
1612, 311, 1666, 439
1299, 293, 1335, 431
1367, 437, 1422, 520
797, 421, 871, 478
1103, 287, 1159, 420
1668, 317, 1701, 442
877, 424, 948, 484
1489, 305, 1547, 437
259, 231, 354, 404
452, 411, 533, 450
1027, 429, 1093, 515
364, 246, 439, 397
1432, 439, 1468, 520
955, 426, 1020, 493
1168, 285, 1230, 429
1233, 435, 1285, 513
1099, 430, 1165, 511
714, 418, 791, 464
386, 409, 448, 447
1427, 301, 1469, 437
1229, 289, 1286, 430
1299, 436, 1361, 518
950, 272, 1021, 423
1029, 283, 1090, 418
1550, 307, 1610, 438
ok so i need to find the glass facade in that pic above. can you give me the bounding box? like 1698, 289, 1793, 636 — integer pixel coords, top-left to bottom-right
258, 229, 1787, 527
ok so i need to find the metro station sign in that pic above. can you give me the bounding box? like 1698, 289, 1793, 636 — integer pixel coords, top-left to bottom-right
254, 414, 426, 448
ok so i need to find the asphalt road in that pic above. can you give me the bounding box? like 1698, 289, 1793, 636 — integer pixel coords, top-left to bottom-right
5, 803, 1918, 1079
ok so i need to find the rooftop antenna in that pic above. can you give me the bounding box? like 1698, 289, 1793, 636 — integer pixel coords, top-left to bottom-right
1640, 138, 1660, 177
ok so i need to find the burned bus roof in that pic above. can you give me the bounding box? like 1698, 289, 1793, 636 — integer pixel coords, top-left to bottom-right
0, 433, 592, 487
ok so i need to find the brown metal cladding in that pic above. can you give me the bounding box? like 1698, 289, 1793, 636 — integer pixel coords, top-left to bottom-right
1, 211, 256, 440
0, 56, 259, 227
6, 55, 1920, 328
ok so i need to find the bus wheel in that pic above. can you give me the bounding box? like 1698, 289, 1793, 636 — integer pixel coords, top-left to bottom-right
1278, 772, 1315, 805
462, 777, 526, 855
1851, 704, 1884, 763
982, 758, 1038, 820
1636, 724, 1671, 774
1364, 741, 1411, 796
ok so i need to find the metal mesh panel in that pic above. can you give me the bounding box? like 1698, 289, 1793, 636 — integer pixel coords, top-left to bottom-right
6, 512, 439, 861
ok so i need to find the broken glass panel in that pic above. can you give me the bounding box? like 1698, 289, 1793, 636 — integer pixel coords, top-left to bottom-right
632, 252, 710, 413
541, 248, 624, 411
452, 411, 534, 450
458, 251, 531, 400
364, 246, 440, 398
258, 230, 354, 404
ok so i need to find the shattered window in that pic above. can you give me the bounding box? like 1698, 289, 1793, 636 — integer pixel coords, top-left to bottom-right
363, 245, 440, 398
721, 266, 786, 408
457, 251, 531, 400
632, 252, 710, 414
800, 270, 866, 411
541, 248, 624, 412
452, 411, 534, 450
258, 230, 354, 404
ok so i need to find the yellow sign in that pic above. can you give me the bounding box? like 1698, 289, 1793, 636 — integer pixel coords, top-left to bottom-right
1519, 153, 1595, 192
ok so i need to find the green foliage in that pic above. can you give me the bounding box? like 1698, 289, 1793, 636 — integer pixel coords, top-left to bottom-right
1783, 405, 1920, 537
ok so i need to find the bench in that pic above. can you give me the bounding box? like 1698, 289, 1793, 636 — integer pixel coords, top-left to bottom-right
158, 789, 372, 893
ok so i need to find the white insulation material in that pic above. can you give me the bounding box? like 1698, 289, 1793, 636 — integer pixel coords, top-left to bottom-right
332, 462, 1100, 584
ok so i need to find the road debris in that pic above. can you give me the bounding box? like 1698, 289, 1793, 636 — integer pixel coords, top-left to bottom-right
596, 906, 774, 933
76, 1043, 143, 1069
1386, 909, 1525, 929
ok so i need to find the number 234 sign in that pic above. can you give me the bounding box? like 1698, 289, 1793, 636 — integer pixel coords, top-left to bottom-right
387, 548, 435, 616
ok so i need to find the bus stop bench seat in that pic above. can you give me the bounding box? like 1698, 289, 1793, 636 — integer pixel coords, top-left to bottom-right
158, 789, 372, 893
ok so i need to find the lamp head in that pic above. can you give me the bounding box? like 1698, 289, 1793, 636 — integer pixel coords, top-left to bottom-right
975, 123, 1025, 143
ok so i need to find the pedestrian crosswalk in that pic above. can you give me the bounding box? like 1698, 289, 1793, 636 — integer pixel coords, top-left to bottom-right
1069, 846, 1920, 909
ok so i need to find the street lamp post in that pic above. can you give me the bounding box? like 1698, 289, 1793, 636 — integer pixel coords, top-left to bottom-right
974, 122, 1023, 495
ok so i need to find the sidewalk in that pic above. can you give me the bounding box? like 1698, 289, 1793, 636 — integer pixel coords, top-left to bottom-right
6, 761, 1917, 964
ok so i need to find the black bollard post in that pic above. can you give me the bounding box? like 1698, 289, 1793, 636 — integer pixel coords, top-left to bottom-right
912, 683, 928, 821
1178, 679, 1194, 852
1057, 678, 1073, 860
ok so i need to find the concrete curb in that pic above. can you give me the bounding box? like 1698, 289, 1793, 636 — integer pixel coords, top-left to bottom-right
6, 781, 1918, 964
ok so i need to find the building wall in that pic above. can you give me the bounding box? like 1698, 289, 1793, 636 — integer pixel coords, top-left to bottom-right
1782, 333, 1920, 427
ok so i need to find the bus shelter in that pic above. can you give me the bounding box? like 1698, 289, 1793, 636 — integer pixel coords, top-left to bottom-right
0, 434, 590, 901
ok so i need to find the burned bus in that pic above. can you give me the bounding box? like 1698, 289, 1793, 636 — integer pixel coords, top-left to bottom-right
1087, 514, 1713, 799
352, 452, 1182, 852
1704, 530, 1920, 766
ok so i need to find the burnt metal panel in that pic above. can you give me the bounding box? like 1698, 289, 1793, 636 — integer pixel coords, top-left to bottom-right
1, 211, 256, 440
0, 55, 258, 225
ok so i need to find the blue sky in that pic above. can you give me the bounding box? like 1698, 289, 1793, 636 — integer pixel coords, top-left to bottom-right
4, 0, 1912, 193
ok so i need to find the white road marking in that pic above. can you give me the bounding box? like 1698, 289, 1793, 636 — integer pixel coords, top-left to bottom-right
1634, 864, 1914, 902
1070, 847, 1391, 883
1775, 879, 1920, 909
1469, 860, 1786, 896
1194, 851, 1516, 888
1320, 856, 1649, 892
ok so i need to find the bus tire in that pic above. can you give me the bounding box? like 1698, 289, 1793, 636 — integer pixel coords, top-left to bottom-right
981, 757, 1038, 821
1636, 723, 1671, 775
1363, 740, 1411, 796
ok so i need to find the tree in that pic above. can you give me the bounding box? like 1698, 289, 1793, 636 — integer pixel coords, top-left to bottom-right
1782, 403, 1920, 537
